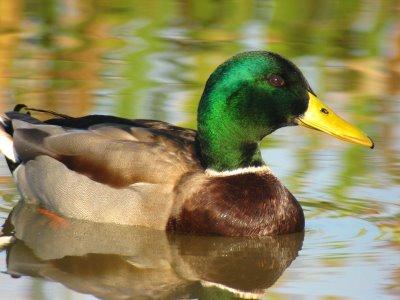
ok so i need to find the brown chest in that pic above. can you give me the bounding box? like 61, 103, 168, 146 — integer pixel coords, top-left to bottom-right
167, 172, 304, 236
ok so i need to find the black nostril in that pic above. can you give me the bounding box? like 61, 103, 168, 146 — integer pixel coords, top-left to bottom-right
320, 108, 329, 115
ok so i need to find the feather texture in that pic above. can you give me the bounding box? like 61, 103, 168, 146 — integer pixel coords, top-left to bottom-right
0, 106, 304, 236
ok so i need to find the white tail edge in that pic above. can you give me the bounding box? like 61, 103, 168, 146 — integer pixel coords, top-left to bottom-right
0, 236, 15, 250
0, 116, 17, 162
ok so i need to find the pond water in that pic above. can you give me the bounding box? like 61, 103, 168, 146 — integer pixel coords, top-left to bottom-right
0, 0, 399, 299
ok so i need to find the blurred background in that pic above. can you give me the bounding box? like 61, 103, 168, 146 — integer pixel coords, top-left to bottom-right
0, 0, 399, 299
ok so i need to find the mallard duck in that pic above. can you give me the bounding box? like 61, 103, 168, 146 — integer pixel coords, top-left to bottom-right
0, 51, 373, 236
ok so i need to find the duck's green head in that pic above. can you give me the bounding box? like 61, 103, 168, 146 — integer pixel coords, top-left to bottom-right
197, 51, 373, 171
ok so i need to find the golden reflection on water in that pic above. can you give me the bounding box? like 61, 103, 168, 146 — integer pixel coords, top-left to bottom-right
0, 0, 399, 299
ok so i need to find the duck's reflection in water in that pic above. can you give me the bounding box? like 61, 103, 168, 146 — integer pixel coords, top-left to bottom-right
4, 202, 304, 299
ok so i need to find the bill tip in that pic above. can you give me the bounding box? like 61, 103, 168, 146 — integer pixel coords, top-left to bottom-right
368, 136, 375, 149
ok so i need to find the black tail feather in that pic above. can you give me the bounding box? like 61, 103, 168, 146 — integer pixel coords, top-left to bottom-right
13, 104, 72, 120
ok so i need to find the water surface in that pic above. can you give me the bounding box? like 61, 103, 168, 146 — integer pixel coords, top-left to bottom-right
0, 1, 399, 299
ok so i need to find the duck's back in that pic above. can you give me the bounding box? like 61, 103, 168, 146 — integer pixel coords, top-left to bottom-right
1, 109, 203, 229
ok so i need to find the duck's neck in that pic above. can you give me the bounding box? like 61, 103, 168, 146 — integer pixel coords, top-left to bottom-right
197, 128, 265, 172
197, 84, 271, 172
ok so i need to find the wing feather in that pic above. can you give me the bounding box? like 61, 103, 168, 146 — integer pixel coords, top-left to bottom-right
7, 112, 202, 188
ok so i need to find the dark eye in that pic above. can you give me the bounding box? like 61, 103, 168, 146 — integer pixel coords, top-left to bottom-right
267, 74, 285, 87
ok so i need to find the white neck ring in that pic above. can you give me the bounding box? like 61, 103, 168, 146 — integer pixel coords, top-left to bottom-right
205, 165, 272, 177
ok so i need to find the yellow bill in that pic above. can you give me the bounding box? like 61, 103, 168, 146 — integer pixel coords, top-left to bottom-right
297, 93, 374, 149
